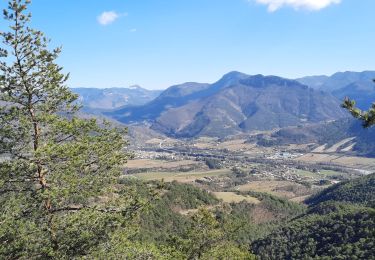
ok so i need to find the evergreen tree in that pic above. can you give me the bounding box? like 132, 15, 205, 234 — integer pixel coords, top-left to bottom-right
342, 79, 375, 127
0, 1, 146, 258
169, 208, 256, 260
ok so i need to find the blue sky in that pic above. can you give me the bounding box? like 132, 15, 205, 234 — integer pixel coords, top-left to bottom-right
1, 0, 374, 89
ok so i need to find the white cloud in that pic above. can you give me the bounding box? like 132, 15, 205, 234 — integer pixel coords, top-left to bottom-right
254, 0, 341, 12
97, 11, 124, 26
130, 28, 137, 33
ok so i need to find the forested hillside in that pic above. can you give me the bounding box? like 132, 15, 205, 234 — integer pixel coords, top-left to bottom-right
122, 180, 306, 258
251, 173, 375, 259
305, 173, 375, 207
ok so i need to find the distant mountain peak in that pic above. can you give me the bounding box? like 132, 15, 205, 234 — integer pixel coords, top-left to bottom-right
221, 71, 249, 80
240, 74, 306, 89
297, 70, 375, 91
71, 86, 162, 110
127, 85, 142, 90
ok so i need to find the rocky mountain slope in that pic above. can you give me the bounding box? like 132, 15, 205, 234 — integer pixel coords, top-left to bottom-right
258, 118, 375, 156
109, 72, 347, 138
296, 71, 375, 92
332, 81, 375, 110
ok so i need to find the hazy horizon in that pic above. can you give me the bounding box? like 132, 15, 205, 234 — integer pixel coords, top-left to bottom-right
71, 69, 374, 90
1, 0, 374, 90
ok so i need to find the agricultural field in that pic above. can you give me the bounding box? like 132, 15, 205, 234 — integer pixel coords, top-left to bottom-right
213, 192, 260, 204
234, 181, 313, 200
129, 169, 231, 182
126, 159, 202, 170
294, 169, 345, 178
296, 153, 375, 172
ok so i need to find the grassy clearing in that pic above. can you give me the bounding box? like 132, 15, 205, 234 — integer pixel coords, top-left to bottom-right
295, 169, 316, 178
236, 181, 297, 192
290, 195, 310, 203
126, 159, 200, 169
294, 168, 346, 180
213, 192, 260, 204
320, 170, 345, 177
130, 169, 231, 182
235, 181, 310, 199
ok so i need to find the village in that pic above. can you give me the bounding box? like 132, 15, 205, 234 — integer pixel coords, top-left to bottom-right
125, 135, 365, 200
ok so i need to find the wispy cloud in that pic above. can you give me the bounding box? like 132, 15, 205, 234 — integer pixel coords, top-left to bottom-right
130, 28, 137, 33
98, 11, 127, 26
254, 0, 341, 12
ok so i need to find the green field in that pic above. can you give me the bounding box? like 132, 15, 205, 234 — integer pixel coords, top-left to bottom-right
213, 192, 260, 204
129, 169, 231, 182
295, 169, 345, 178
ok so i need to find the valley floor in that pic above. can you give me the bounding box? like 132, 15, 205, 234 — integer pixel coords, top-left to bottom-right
125, 133, 373, 205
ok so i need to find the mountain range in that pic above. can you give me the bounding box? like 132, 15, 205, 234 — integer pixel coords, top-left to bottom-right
72, 70, 375, 139
72, 85, 162, 110
296, 70, 375, 110
107, 72, 347, 137
296, 71, 375, 92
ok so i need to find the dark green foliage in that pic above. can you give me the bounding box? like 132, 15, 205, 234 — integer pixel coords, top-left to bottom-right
341, 78, 375, 128
163, 182, 219, 209
132, 181, 258, 258
318, 179, 332, 186
252, 174, 375, 259
257, 138, 281, 147
204, 158, 222, 169
307, 201, 364, 215
305, 173, 375, 208
168, 208, 257, 259
213, 192, 306, 246
342, 96, 375, 128
215, 202, 280, 245
252, 204, 375, 260
128, 180, 307, 258
136, 180, 307, 250
242, 191, 306, 217
232, 167, 248, 177
0, 1, 153, 258
136, 181, 219, 243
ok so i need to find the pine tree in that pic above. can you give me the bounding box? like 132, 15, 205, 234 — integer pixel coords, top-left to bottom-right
169, 208, 256, 260
342, 79, 375, 128
0, 1, 145, 258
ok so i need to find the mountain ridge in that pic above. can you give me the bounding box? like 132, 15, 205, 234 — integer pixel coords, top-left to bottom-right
72, 86, 163, 110
296, 70, 375, 92
108, 72, 347, 138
